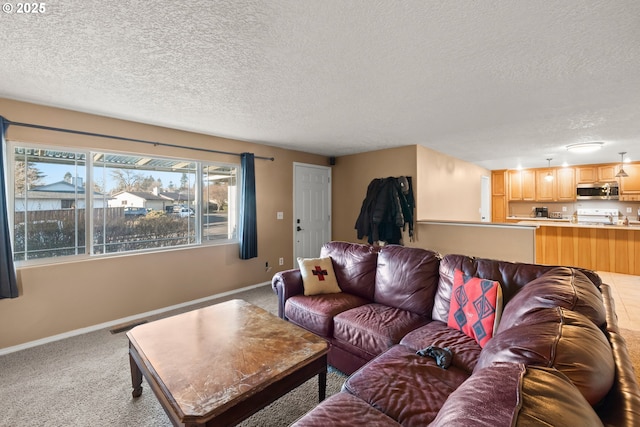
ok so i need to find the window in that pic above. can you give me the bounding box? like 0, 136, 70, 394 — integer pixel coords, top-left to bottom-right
9, 144, 239, 263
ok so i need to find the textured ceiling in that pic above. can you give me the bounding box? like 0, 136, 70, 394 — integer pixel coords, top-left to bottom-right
0, 0, 639, 170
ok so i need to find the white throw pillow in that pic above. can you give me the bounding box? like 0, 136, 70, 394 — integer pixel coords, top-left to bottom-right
297, 257, 342, 296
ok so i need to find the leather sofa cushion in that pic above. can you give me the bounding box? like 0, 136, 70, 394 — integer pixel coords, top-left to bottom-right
343, 345, 470, 426
431, 363, 604, 427
321, 241, 379, 301
498, 267, 606, 332
374, 245, 440, 316
432, 254, 602, 323
400, 321, 481, 374
475, 307, 615, 406
285, 293, 370, 337
291, 392, 401, 426
333, 303, 430, 357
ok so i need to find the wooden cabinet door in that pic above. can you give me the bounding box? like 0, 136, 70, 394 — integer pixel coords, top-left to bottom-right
598, 165, 617, 182
508, 170, 536, 200
535, 169, 556, 201
621, 164, 640, 194
556, 168, 576, 201
492, 170, 506, 196
508, 170, 523, 200
522, 170, 536, 200
576, 167, 596, 183
492, 195, 506, 222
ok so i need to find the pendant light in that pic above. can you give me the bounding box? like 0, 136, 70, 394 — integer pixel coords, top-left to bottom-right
616, 152, 629, 178
545, 158, 554, 181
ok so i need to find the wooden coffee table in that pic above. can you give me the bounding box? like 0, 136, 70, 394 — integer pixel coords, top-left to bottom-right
127, 299, 329, 426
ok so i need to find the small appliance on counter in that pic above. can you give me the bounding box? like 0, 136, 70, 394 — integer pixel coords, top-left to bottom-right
548, 211, 563, 219
534, 207, 549, 218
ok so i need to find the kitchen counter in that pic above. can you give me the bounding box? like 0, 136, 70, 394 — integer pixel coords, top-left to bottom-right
507, 216, 571, 222
517, 220, 640, 230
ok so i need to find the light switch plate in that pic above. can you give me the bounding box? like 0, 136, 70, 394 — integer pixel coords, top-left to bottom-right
277, 212, 283, 220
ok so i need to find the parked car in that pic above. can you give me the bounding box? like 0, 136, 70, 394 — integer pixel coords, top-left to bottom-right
169, 205, 194, 218
124, 207, 147, 217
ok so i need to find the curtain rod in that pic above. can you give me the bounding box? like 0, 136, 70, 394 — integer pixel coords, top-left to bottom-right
4, 119, 275, 161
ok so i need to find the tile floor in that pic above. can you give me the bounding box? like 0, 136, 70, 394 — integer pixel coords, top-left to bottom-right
597, 271, 640, 331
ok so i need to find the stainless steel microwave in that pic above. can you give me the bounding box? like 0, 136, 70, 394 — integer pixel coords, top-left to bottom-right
576, 182, 619, 200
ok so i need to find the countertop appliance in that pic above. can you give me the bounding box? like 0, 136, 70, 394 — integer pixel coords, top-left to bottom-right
576, 182, 619, 200
534, 207, 549, 218
576, 208, 619, 225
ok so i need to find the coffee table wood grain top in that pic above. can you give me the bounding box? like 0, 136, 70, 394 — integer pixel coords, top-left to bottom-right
127, 299, 329, 426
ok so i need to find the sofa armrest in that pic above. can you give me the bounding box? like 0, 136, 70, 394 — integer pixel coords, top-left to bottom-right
271, 269, 304, 319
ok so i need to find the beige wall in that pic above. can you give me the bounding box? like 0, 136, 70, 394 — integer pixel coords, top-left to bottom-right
0, 98, 327, 349
331, 146, 417, 243
331, 144, 490, 245
416, 145, 490, 221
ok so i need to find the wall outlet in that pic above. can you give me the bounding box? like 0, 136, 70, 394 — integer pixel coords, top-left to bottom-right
279, 257, 284, 266
627, 207, 633, 213
277, 211, 284, 220
562, 206, 567, 212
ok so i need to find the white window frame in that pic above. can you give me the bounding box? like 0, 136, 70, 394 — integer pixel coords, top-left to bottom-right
7, 141, 240, 266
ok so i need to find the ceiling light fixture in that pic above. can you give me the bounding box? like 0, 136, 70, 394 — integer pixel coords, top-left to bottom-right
545, 158, 554, 181
566, 142, 604, 153
616, 152, 629, 178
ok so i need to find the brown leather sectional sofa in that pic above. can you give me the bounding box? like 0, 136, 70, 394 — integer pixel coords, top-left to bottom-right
271, 241, 640, 426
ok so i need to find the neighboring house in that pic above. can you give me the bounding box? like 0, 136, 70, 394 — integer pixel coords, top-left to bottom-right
155, 189, 195, 207
108, 191, 169, 211
14, 179, 109, 212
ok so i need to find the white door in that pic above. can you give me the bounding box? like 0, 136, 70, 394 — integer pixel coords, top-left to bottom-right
480, 175, 490, 222
293, 163, 331, 264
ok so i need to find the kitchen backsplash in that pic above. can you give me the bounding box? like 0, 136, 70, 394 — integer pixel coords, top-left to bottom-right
509, 200, 640, 219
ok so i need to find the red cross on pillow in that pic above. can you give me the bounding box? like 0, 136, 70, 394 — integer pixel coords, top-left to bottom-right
297, 257, 342, 296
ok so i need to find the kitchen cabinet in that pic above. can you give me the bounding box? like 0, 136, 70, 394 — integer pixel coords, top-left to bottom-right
491, 170, 506, 222
576, 165, 618, 183
492, 195, 506, 222
598, 165, 617, 182
508, 170, 535, 201
556, 167, 576, 201
534, 167, 574, 202
576, 167, 596, 184
535, 169, 555, 201
620, 164, 640, 197
492, 170, 505, 196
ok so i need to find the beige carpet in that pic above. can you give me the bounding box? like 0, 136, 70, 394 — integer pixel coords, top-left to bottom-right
0, 285, 345, 427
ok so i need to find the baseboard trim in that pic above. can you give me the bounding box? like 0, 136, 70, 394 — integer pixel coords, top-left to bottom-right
0, 281, 271, 356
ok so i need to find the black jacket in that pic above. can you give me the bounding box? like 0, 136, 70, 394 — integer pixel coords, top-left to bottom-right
355, 176, 414, 245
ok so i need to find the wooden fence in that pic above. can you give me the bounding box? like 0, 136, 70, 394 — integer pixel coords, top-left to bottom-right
14, 207, 124, 225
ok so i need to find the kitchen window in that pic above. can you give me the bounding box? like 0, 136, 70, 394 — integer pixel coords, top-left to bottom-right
9, 143, 239, 263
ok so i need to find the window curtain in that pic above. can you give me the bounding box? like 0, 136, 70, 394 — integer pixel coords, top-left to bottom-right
239, 152, 257, 259
0, 116, 18, 298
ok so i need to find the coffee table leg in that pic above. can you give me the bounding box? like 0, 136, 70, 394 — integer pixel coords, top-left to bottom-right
129, 350, 143, 398
318, 370, 327, 402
